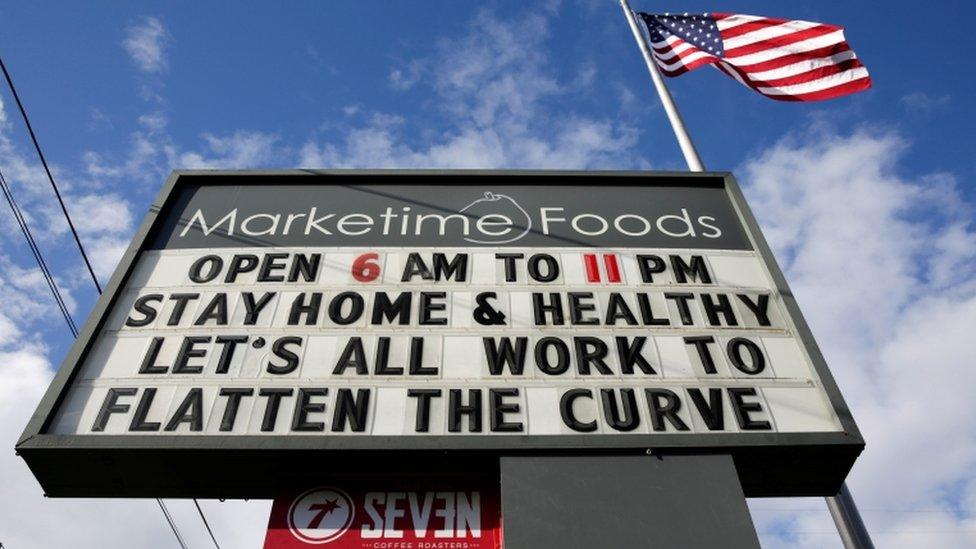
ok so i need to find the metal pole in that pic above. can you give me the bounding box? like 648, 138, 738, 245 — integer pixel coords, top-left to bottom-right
618, 3, 874, 548
826, 484, 875, 549
618, 0, 704, 172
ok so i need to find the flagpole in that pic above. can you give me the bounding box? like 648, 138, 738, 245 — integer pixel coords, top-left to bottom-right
618, 0, 704, 171
827, 483, 875, 549
619, 2, 874, 548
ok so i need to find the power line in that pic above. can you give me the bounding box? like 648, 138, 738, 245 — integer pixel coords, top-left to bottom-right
0, 167, 78, 336
0, 55, 102, 294
195, 499, 222, 549
0, 56, 224, 549
1, 165, 192, 549
157, 499, 189, 549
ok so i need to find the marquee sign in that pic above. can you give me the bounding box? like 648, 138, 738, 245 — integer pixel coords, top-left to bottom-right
16, 170, 863, 498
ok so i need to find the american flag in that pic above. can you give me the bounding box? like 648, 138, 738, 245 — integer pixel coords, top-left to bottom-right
638, 12, 871, 101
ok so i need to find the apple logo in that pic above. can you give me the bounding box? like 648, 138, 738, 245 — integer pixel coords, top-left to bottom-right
459, 191, 532, 244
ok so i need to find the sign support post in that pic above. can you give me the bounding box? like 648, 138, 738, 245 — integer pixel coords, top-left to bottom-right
827, 483, 875, 549
501, 454, 760, 547
619, 0, 704, 172
619, 1, 873, 547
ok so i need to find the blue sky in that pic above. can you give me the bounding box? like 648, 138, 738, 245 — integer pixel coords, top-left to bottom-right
6, 2, 973, 188
1, 1, 975, 547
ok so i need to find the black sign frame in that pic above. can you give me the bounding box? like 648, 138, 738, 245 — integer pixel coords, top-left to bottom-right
16, 170, 863, 498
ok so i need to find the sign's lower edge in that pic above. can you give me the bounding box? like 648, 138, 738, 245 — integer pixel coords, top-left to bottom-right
18, 436, 862, 498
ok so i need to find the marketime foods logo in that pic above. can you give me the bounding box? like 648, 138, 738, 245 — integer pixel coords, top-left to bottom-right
179, 190, 725, 244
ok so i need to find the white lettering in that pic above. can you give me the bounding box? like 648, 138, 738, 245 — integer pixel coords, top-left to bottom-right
456, 492, 481, 538
381, 207, 396, 234
179, 208, 237, 237
282, 212, 306, 235
698, 215, 722, 238
572, 213, 609, 236
614, 214, 652, 236
476, 214, 513, 236
338, 213, 374, 236
408, 492, 435, 537
240, 213, 280, 236
384, 492, 406, 538
304, 207, 335, 235
415, 214, 470, 236
434, 492, 455, 538
539, 207, 565, 234
362, 492, 385, 538
656, 208, 696, 238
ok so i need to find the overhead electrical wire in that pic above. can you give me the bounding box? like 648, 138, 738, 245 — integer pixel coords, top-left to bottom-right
157, 499, 189, 549
195, 499, 222, 549
1, 165, 195, 549
0, 55, 102, 294
1, 55, 223, 549
0, 167, 78, 337
0, 154, 193, 549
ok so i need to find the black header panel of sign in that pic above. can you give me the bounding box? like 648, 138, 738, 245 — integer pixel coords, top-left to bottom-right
150, 174, 752, 250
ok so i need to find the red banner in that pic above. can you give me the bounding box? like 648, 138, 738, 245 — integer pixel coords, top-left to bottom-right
264, 480, 502, 548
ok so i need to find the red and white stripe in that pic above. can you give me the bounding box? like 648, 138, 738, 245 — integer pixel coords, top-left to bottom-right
648, 13, 871, 102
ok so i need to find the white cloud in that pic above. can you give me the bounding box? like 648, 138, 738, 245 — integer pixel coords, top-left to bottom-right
0, 105, 280, 542
0, 255, 270, 549
0, 96, 136, 287
388, 60, 425, 91
69, 194, 134, 235
0, 258, 78, 320
87, 107, 113, 131
84, 124, 283, 185
432, 10, 558, 127
95, 8, 645, 177
83, 113, 171, 184
122, 17, 169, 73
571, 60, 598, 90
0, 101, 54, 203
302, 9, 644, 170
741, 126, 976, 547
175, 131, 283, 169
0, 332, 272, 548
901, 91, 951, 113
138, 111, 168, 132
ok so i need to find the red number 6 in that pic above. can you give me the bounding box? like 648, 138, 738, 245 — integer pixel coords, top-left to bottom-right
351, 252, 381, 282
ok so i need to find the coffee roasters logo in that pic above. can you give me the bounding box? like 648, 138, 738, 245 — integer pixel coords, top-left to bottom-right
287, 487, 355, 544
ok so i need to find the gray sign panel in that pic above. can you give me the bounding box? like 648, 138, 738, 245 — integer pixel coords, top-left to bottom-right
152, 178, 751, 250
17, 170, 862, 499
